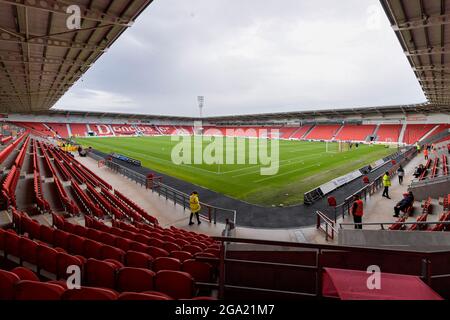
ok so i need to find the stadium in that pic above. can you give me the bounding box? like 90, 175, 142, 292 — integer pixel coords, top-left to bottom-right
0, 0, 449, 303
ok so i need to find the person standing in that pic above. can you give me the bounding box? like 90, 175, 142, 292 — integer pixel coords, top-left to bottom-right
351, 195, 364, 229
424, 148, 429, 160
397, 165, 405, 184
189, 191, 201, 226
382, 172, 391, 199
416, 143, 421, 154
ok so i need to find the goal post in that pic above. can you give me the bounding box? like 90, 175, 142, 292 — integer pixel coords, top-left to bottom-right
326, 141, 351, 153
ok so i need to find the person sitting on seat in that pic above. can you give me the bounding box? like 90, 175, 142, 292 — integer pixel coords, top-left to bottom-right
413, 164, 424, 178
394, 191, 415, 218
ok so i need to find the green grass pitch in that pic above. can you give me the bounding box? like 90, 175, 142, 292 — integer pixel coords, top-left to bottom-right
75, 136, 395, 207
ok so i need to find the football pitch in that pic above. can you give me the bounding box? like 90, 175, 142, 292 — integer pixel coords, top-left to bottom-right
75, 136, 396, 206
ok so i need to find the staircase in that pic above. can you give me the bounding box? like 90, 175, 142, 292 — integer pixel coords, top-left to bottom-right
398, 122, 407, 144
302, 125, 316, 139
332, 124, 345, 140
66, 124, 73, 137
288, 127, 303, 139
43, 123, 57, 136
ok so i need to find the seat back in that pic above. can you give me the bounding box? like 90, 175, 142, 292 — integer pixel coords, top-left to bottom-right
155, 270, 194, 299
19, 237, 38, 264
118, 292, 170, 300
11, 267, 40, 281
116, 267, 155, 293
62, 286, 118, 300
182, 260, 213, 282
0, 269, 20, 300
125, 251, 153, 269
84, 259, 117, 289
101, 245, 125, 263
14, 280, 65, 300
37, 244, 58, 274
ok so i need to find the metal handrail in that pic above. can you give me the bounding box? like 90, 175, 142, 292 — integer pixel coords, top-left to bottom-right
153, 180, 237, 226
316, 210, 337, 241
339, 220, 450, 230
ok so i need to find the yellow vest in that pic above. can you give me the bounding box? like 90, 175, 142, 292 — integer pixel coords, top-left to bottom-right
189, 194, 201, 213
383, 174, 391, 187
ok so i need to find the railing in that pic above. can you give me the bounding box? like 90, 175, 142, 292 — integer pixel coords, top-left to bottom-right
211, 236, 450, 299
316, 210, 337, 241
152, 181, 237, 226
337, 147, 417, 220
88, 150, 237, 228
339, 220, 450, 230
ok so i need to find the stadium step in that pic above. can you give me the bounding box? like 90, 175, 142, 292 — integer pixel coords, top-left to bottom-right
398, 122, 407, 144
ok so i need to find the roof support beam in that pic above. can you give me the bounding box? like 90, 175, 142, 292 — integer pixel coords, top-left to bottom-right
405, 46, 450, 57
392, 13, 450, 31
0, 31, 107, 51
0, 0, 133, 27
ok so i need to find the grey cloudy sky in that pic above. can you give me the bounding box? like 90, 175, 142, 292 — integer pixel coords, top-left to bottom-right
55, 0, 426, 117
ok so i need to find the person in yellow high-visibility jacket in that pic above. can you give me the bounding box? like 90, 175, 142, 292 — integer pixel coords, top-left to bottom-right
189, 191, 201, 226
382, 172, 391, 199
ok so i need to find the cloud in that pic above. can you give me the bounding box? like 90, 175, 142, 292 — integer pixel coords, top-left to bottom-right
58, 89, 138, 112
54, 0, 426, 117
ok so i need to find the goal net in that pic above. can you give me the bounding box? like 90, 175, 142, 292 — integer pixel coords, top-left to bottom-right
326, 141, 351, 153
385, 138, 398, 148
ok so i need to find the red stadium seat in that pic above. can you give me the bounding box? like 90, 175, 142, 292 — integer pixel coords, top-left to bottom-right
5, 230, 20, 258
86, 228, 103, 242
183, 244, 203, 255
0, 269, 20, 300
56, 252, 83, 280
153, 257, 181, 272
10, 267, 40, 281
125, 251, 153, 269
164, 242, 182, 253
133, 234, 151, 245
73, 224, 88, 237
84, 259, 117, 289
23, 219, 41, 240
68, 234, 85, 255
104, 259, 124, 269
129, 241, 148, 252
52, 213, 65, 230
39, 225, 54, 244
83, 239, 103, 259
147, 246, 169, 258
14, 280, 65, 300
149, 238, 165, 247
37, 245, 58, 274
182, 260, 213, 282
118, 292, 171, 300
204, 248, 220, 258
155, 270, 195, 299
53, 229, 70, 250
19, 237, 38, 264
116, 267, 155, 292
63, 221, 76, 234
174, 239, 189, 248
0, 228, 5, 252
62, 286, 118, 300
98, 233, 116, 247
101, 245, 125, 263
170, 251, 193, 262
115, 237, 133, 252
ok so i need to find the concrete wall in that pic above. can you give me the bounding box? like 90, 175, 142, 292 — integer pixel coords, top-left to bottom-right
409, 177, 450, 201
339, 229, 450, 250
